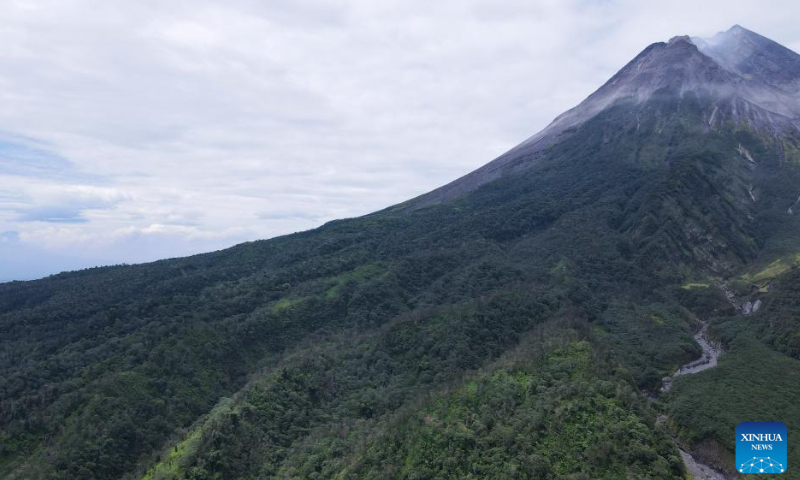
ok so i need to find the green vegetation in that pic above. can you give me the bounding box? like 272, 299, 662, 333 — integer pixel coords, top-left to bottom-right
347, 341, 682, 480
2, 94, 800, 479
749, 258, 793, 282
323, 262, 387, 299
668, 334, 800, 477
666, 267, 800, 478
141, 422, 204, 480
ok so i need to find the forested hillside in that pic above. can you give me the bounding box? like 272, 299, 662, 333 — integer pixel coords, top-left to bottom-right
5, 26, 800, 479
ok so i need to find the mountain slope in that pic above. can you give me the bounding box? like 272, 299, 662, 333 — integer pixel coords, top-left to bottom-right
409, 27, 800, 210
3, 25, 800, 480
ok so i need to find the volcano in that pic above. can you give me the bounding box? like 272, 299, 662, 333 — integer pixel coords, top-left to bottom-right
411, 25, 800, 209
3, 25, 800, 480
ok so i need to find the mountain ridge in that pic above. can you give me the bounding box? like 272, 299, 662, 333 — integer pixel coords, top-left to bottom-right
406, 25, 800, 210
3, 25, 800, 480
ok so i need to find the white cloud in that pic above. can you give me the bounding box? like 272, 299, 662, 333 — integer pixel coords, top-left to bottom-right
1, 0, 799, 280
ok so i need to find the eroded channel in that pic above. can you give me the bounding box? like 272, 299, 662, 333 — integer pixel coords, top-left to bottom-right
661, 321, 729, 479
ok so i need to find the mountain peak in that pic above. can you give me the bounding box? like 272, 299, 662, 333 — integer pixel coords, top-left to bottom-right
728, 24, 752, 34
407, 26, 800, 210
697, 24, 763, 43
667, 35, 692, 45
693, 25, 800, 88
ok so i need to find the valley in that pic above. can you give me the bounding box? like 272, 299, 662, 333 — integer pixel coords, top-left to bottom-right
661, 321, 722, 393
659, 319, 726, 479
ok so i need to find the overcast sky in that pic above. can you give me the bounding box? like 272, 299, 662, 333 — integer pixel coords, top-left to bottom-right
2, 0, 800, 281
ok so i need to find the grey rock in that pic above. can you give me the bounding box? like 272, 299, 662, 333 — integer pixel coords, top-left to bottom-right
405, 25, 800, 211
742, 301, 754, 315
753, 299, 762, 313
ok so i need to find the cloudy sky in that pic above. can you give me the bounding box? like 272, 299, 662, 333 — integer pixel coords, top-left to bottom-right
2, 0, 799, 281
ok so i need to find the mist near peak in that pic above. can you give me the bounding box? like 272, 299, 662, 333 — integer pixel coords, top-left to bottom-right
408, 25, 800, 210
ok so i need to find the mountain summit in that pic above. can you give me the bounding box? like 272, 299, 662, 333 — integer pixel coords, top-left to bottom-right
3, 26, 800, 480
410, 25, 800, 209
693, 25, 800, 89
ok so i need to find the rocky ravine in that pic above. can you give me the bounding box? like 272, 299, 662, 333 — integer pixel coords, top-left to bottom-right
661, 320, 729, 480
661, 321, 723, 393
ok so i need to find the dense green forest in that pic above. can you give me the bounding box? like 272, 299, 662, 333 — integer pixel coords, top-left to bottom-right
667, 268, 800, 478
3, 91, 800, 479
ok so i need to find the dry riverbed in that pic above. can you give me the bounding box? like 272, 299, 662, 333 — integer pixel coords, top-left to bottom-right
661, 322, 722, 393
661, 321, 731, 479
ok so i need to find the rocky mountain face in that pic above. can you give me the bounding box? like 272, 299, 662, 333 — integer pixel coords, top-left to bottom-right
3, 26, 800, 480
410, 25, 800, 209
694, 25, 800, 91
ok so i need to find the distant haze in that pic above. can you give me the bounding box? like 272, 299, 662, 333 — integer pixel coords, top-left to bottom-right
2, 0, 800, 281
